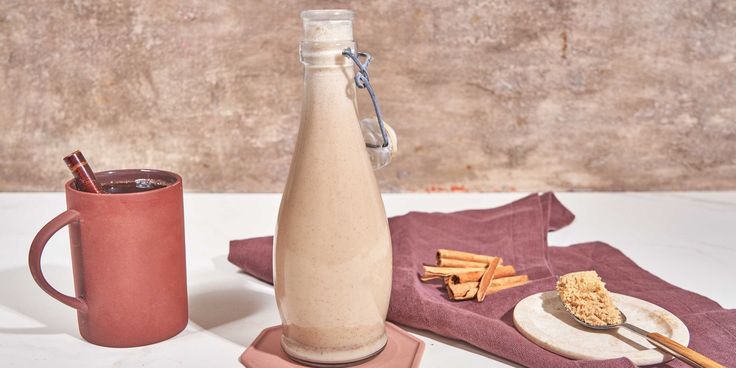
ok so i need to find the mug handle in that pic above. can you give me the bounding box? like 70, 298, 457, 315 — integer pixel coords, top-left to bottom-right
28, 209, 88, 312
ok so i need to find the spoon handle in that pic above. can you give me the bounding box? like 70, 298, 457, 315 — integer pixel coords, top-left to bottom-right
645, 332, 724, 368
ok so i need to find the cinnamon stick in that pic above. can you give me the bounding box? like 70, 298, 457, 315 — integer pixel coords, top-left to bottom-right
486, 276, 529, 295
451, 270, 484, 283
477, 257, 500, 302
437, 258, 488, 268
63, 150, 103, 194
421, 265, 486, 281
445, 275, 529, 301
451, 265, 516, 283
490, 274, 528, 286
437, 249, 499, 264
446, 281, 478, 300
421, 249, 530, 302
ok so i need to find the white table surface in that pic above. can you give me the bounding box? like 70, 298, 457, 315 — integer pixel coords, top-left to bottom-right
1, 192, 735, 367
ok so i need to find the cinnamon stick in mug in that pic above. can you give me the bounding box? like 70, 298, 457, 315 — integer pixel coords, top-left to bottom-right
63, 150, 103, 194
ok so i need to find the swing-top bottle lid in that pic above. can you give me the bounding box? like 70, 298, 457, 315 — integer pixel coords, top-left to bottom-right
301, 9, 354, 42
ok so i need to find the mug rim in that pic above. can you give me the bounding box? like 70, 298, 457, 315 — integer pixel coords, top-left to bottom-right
65, 169, 182, 197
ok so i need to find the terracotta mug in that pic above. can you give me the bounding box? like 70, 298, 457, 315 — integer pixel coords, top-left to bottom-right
28, 169, 188, 347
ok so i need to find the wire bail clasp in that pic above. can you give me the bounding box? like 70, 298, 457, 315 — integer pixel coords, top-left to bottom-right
342, 48, 390, 149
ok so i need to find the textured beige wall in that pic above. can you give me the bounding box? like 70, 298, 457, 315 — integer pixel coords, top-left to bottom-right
1, 1, 735, 192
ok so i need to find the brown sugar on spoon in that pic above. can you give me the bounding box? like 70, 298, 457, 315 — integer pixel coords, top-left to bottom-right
556, 270, 623, 326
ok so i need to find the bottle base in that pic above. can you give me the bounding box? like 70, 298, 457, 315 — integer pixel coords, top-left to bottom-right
281, 331, 387, 367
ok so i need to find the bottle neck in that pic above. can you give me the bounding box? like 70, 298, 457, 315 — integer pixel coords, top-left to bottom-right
301, 42, 358, 111
302, 62, 358, 115
300, 41, 356, 67
301, 49, 360, 131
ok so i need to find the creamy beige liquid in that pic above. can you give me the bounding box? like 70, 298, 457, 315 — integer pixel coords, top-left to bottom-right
273, 10, 393, 365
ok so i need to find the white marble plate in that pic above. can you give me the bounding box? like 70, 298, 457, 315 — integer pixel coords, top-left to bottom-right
513, 291, 689, 366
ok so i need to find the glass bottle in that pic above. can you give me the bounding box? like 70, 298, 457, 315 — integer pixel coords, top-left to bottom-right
273, 9, 393, 365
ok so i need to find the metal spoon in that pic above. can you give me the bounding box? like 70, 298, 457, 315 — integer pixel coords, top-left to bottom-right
560, 300, 724, 368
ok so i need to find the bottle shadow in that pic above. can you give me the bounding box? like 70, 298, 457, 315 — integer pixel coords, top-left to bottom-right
0, 265, 81, 338
187, 255, 274, 347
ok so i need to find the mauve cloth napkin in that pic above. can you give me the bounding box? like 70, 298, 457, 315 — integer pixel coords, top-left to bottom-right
228, 193, 735, 367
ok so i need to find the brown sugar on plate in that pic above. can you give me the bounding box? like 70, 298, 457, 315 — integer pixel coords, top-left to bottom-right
556, 271, 623, 326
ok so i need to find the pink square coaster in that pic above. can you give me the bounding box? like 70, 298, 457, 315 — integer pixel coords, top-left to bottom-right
240, 322, 424, 368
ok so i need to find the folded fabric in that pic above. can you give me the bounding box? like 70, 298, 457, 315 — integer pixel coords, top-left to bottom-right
228, 193, 735, 367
